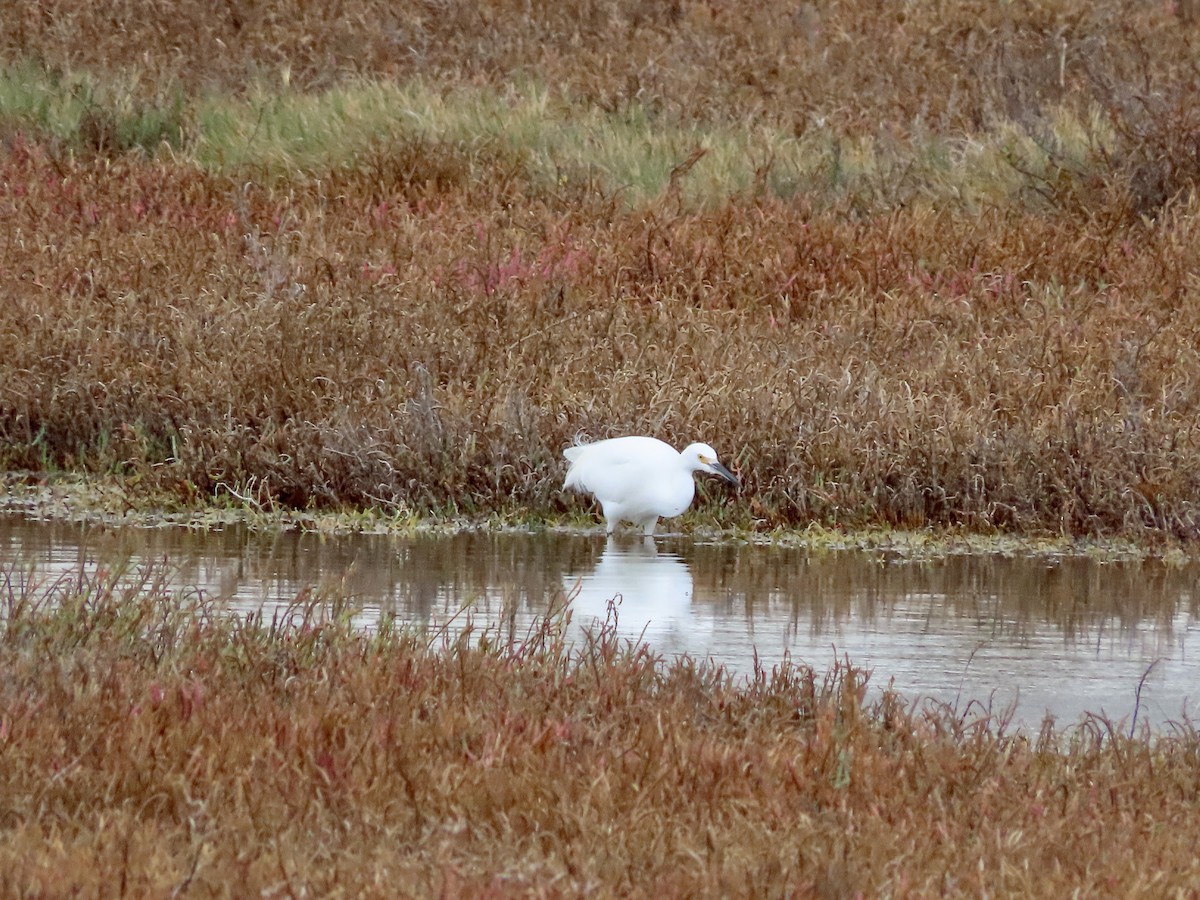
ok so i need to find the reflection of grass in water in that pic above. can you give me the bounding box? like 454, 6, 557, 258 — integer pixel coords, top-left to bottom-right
0, 563, 1197, 894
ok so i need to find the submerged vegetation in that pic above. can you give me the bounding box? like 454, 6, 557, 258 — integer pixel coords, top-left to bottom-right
5, 0, 1200, 542
0, 565, 1195, 895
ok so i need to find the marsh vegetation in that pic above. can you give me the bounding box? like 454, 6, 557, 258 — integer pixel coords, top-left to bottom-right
4, 1, 1200, 539
5, 3, 1200, 891
0, 566, 1196, 895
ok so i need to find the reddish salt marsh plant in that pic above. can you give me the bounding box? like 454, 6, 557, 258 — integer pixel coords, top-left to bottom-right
0, 562, 1197, 895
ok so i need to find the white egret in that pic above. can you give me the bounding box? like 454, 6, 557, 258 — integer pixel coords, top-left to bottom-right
562, 436, 740, 535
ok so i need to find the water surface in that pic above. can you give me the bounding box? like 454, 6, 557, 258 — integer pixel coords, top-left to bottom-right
2, 514, 1197, 730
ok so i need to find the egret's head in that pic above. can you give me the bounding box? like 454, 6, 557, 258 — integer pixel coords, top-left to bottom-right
683, 442, 740, 487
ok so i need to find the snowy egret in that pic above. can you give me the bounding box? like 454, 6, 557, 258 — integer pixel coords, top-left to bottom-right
562, 436, 740, 535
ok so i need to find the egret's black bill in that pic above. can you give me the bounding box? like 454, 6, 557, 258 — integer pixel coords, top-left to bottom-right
709, 462, 740, 488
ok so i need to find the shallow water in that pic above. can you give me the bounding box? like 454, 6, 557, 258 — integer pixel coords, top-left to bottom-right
2, 514, 1198, 730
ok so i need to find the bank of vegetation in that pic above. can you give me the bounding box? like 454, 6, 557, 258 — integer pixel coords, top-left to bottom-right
0, 568, 1194, 895
4, 1, 1200, 540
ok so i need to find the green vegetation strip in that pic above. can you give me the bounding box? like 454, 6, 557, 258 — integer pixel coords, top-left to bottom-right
0, 62, 1114, 207
0, 473, 1166, 562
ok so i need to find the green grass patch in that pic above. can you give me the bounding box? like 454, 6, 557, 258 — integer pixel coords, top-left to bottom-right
0, 61, 1122, 209
0, 61, 187, 154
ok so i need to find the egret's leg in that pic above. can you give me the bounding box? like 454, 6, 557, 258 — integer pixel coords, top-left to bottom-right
600, 502, 618, 535
641, 518, 657, 537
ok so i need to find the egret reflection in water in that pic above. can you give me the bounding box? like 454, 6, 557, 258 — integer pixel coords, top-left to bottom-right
562, 536, 710, 650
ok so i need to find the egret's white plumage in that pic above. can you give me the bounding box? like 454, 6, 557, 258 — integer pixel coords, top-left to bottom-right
563, 436, 739, 535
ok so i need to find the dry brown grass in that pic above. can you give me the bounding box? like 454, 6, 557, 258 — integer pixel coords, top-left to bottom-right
0, 565, 1196, 896
5, 140, 1200, 537
5, 0, 1200, 539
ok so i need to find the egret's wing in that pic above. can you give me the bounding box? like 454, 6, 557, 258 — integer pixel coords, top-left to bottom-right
564, 446, 642, 498
562, 437, 674, 499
